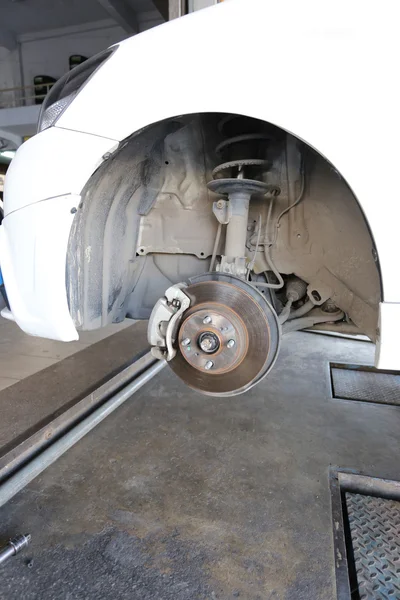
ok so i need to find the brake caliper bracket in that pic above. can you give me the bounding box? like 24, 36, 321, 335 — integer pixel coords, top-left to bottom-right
148, 283, 191, 361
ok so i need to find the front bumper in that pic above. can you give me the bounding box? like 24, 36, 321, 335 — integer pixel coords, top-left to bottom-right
0, 195, 80, 341
0, 126, 117, 341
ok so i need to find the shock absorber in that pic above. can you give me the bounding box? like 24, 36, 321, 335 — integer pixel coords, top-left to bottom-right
208, 117, 280, 277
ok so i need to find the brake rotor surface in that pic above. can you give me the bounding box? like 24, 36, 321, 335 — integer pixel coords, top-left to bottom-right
170, 274, 280, 396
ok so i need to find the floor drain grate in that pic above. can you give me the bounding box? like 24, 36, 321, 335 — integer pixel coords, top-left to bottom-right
345, 492, 400, 599
330, 363, 400, 406
331, 472, 400, 599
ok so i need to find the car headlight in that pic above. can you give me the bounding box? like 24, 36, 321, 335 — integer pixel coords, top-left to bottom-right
38, 47, 116, 132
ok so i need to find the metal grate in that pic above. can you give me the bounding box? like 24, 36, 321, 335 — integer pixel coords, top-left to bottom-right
331, 364, 400, 406
345, 492, 400, 599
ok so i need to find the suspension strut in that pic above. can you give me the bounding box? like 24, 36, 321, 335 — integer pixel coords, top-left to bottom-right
208, 118, 280, 278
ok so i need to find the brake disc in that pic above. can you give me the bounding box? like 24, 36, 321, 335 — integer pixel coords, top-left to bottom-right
170, 273, 281, 397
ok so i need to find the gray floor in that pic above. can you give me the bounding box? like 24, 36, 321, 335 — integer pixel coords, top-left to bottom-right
0, 332, 399, 599
0, 317, 132, 391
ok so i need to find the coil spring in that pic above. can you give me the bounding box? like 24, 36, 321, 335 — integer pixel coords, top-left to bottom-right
210, 116, 280, 196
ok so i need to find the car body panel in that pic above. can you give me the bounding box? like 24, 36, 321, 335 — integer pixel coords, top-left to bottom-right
1, 0, 400, 367
0, 194, 79, 340
4, 128, 117, 216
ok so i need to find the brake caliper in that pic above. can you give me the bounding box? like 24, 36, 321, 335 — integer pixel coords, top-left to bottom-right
148, 283, 191, 361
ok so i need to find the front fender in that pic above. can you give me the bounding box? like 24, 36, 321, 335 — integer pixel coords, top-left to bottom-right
57, 0, 399, 305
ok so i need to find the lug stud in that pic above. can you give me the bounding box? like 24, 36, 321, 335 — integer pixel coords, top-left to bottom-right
204, 361, 214, 371
203, 316, 212, 324
181, 338, 191, 347
227, 339, 235, 349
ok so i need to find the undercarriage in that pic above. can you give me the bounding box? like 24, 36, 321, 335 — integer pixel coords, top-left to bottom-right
67, 113, 381, 396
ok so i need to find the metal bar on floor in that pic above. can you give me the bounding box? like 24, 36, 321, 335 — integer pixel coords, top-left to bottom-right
0, 349, 156, 483
0, 356, 166, 509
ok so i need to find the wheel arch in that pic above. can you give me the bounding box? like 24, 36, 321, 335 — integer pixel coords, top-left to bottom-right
66, 110, 383, 338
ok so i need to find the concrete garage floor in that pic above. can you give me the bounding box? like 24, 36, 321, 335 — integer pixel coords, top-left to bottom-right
1, 332, 400, 599
0, 317, 132, 391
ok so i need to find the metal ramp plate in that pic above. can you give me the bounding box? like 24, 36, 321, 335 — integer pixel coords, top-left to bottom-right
331, 364, 400, 406
345, 492, 400, 599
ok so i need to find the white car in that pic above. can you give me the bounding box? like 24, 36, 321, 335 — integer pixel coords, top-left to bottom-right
1, 0, 399, 396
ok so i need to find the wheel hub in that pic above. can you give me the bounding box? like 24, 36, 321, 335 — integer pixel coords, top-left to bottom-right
170, 274, 281, 396
178, 306, 248, 374
198, 331, 220, 354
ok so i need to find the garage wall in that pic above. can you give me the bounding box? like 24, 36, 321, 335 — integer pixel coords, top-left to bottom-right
0, 47, 22, 91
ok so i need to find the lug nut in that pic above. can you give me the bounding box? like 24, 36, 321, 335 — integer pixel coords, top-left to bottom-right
181, 338, 191, 347
203, 316, 212, 324
204, 361, 214, 371
227, 339, 235, 349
